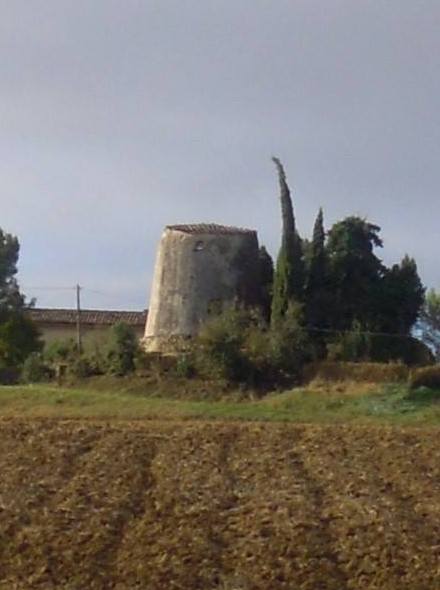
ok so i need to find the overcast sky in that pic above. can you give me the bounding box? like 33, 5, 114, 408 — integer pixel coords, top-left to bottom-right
2, 0, 439, 310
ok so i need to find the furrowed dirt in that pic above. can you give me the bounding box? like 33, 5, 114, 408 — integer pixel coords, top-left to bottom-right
0, 419, 439, 589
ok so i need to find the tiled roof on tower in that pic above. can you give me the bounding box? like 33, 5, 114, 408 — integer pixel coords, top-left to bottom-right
166, 223, 256, 235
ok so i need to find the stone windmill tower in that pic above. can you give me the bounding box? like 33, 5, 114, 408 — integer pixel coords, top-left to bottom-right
143, 223, 260, 352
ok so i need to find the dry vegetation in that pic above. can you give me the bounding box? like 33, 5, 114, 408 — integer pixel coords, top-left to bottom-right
303, 361, 410, 384
0, 418, 439, 589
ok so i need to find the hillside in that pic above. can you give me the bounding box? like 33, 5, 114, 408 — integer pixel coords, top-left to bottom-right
0, 419, 438, 589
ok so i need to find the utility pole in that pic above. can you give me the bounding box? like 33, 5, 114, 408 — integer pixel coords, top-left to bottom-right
76, 284, 82, 354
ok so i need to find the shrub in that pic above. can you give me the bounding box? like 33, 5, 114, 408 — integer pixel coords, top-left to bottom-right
367, 335, 434, 365
268, 302, 312, 379
0, 364, 20, 384
406, 386, 440, 404
107, 322, 139, 376
303, 361, 409, 384
409, 365, 440, 390
327, 321, 371, 362
174, 354, 196, 378
195, 303, 312, 387
195, 307, 250, 382
44, 339, 77, 363
68, 356, 94, 379
84, 347, 107, 376
21, 352, 51, 383
42, 339, 106, 380
133, 348, 151, 374
134, 350, 172, 377
242, 324, 274, 386
327, 326, 434, 366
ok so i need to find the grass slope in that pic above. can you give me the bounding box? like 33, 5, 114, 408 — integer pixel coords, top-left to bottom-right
0, 382, 438, 424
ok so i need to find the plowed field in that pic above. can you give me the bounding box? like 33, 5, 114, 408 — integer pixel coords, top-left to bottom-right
0, 419, 439, 589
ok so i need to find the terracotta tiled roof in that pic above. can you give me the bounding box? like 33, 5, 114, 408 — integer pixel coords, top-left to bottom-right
166, 223, 256, 236
27, 308, 147, 326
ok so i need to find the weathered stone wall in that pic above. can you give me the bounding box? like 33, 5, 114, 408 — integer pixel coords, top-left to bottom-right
144, 225, 259, 352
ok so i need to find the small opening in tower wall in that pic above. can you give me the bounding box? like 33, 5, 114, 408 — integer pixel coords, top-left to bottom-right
194, 241, 205, 252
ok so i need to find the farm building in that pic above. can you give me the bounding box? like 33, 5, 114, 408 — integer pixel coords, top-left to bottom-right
27, 308, 147, 349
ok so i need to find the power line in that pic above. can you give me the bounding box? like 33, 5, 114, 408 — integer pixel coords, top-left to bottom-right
23, 285, 76, 291
23, 284, 146, 309
85, 288, 109, 296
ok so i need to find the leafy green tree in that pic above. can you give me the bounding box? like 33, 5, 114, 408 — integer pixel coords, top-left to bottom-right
420, 289, 440, 360
271, 157, 304, 326
0, 229, 41, 371
323, 219, 425, 362
0, 229, 26, 311
325, 216, 385, 330
0, 313, 41, 368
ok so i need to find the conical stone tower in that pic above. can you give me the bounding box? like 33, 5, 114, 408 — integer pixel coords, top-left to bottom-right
143, 223, 260, 352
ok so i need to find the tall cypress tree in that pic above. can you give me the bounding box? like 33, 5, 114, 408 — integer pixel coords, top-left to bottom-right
271, 157, 304, 326
305, 207, 327, 327
306, 208, 325, 292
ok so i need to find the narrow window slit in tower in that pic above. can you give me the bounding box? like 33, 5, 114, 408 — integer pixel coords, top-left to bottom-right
194, 241, 205, 252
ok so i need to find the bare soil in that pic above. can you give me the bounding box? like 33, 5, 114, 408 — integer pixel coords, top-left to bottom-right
0, 419, 439, 589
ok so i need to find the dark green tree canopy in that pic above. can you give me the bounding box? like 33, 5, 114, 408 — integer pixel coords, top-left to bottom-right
326, 217, 383, 265
0, 228, 41, 370
380, 255, 425, 334
320, 217, 424, 339
0, 313, 41, 368
325, 217, 385, 330
0, 229, 26, 313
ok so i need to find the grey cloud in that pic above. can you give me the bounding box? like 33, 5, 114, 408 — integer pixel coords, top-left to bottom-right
1, 0, 439, 308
